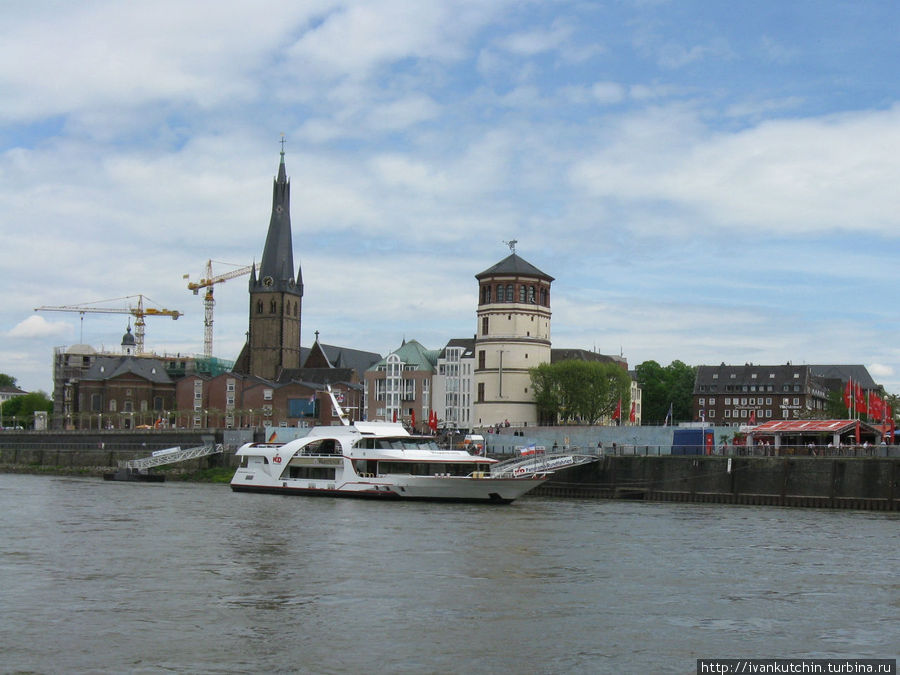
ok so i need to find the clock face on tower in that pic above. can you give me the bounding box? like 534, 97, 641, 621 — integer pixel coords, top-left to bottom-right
263, 276, 274, 287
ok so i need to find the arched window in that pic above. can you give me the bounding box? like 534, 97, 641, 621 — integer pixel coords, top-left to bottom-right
270, 299, 277, 314
257, 300, 263, 314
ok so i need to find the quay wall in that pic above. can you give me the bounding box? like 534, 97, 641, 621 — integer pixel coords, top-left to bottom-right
2, 431, 899, 511
535, 455, 900, 511
0, 429, 251, 476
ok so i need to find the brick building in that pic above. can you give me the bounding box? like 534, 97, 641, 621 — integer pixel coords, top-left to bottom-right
692, 363, 877, 425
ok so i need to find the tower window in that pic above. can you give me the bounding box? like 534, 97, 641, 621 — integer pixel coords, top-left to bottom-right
270, 299, 277, 313
478, 350, 486, 369
482, 317, 488, 335
506, 284, 513, 301
529, 286, 536, 303
519, 285, 526, 303
257, 300, 263, 314
496, 285, 505, 302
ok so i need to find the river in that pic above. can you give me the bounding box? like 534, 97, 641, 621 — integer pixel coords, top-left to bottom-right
0, 474, 897, 674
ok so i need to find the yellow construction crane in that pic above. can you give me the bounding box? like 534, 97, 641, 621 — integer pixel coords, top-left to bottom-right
35, 295, 182, 354
185, 260, 252, 358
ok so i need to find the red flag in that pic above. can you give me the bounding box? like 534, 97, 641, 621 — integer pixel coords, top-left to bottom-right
629, 402, 636, 423
869, 393, 883, 420
843, 379, 852, 409
410, 408, 416, 428
856, 384, 866, 414
612, 398, 621, 421
392, 410, 397, 423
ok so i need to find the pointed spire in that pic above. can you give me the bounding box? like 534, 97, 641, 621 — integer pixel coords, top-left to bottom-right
258, 140, 299, 293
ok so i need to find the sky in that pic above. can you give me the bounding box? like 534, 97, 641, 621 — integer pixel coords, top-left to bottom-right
2, 0, 899, 396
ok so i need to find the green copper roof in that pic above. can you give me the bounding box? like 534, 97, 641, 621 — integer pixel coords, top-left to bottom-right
367, 339, 439, 372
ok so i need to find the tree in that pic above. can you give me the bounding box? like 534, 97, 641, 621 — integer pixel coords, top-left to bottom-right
635, 360, 697, 425
824, 389, 848, 419
634, 360, 668, 423
0, 373, 18, 388
530, 360, 631, 425
0, 391, 52, 428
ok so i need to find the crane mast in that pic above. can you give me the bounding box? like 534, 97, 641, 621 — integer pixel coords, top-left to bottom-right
186, 260, 252, 358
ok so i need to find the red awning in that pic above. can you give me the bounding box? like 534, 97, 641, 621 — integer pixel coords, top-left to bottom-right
748, 419, 878, 435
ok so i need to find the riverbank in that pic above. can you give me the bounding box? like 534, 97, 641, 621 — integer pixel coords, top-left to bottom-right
3, 432, 899, 510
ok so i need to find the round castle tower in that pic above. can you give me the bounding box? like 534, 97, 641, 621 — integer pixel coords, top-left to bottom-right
473, 247, 553, 427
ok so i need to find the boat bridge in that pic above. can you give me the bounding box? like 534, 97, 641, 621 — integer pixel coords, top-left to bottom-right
121, 444, 224, 470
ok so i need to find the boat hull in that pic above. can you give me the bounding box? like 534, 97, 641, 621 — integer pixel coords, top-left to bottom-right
229, 473, 546, 504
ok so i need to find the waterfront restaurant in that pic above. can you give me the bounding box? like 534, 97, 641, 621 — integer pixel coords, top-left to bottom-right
746, 419, 884, 453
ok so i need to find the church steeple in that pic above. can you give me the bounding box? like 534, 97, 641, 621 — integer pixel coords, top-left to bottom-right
232, 142, 303, 380
257, 144, 299, 293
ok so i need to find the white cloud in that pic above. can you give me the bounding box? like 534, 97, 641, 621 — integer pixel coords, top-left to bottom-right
0, 1, 315, 122
592, 82, 626, 105
8, 315, 71, 339
570, 104, 900, 236
868, 363, 894, 379
497, 22, 573, 56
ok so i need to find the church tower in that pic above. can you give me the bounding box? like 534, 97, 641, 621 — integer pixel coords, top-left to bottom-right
233, 146, 304, 380
473, 245, 553, 427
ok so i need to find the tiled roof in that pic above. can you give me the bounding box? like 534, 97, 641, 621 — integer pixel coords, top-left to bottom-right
475, 253, 553, 281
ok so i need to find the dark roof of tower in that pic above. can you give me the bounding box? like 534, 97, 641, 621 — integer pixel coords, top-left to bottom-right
475, 253, 554, 282
121, 326, 135, 346
257, 150, 298, 293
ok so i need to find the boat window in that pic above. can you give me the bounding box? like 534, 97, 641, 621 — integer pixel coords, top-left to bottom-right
377, 462, 475, 476
301, 439, 340, 455
286, 466, 336, 480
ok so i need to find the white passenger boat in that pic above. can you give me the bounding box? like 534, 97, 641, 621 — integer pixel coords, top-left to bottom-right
230, 390, 561, 503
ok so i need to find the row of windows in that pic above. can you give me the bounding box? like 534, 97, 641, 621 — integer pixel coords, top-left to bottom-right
699, 397, 802, 406
711, 372, 801, 380
255, 298, 300, 316
90, 394, 165, 413
702, 409, 807, 420
480, 284, 549, 306
698, 384, 804, 393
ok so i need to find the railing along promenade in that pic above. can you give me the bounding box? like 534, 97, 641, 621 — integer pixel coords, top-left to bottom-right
487, 443, 898, 459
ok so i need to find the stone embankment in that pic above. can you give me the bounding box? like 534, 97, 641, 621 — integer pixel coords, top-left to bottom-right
536, 455, 900, 511
0, 430, 246, 477
3, 431, 899, 510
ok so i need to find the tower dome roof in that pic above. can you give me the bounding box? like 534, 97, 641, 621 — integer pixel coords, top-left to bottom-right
475, 253, 554, 282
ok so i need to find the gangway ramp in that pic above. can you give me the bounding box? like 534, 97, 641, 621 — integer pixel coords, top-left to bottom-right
121, 444, 224, 470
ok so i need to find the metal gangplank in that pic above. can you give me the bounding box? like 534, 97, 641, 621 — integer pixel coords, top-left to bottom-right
121, 444, 224, 470
489, 452, 598, 478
